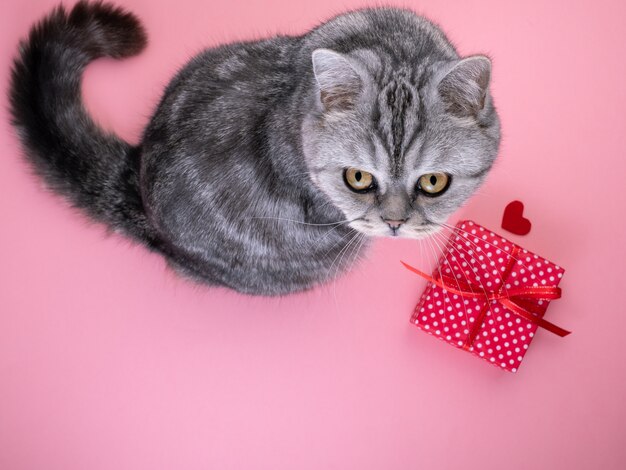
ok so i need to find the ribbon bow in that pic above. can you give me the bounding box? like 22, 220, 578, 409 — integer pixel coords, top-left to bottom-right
402, 246, 570, 350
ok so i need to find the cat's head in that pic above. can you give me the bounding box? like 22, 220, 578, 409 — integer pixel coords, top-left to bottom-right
301, 45, 500, 238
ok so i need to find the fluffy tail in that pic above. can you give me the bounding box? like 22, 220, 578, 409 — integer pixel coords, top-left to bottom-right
9, 1, 154, 243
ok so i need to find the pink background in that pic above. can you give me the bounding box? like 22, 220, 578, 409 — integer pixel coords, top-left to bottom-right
1, 0, 625, 468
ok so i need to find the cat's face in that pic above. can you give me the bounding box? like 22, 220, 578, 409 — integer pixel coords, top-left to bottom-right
302, 49, 500, 238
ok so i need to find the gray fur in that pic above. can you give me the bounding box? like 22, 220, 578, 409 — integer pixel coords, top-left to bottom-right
9, 2, 500, 296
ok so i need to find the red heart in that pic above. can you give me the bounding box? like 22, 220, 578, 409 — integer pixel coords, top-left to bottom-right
501, 200, 532, 236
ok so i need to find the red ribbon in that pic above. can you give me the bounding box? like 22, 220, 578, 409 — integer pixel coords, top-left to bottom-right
402, 245, 570, 350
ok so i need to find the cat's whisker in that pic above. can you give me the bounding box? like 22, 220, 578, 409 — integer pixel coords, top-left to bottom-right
327, 231, 359, 280
434, 222, 538, 339
427, 232, 472, 334
248, 215, 358, 227
427, 232, 478, 339
435, 228, 507, 336
343, 231, 367, 290
321, 228, 357, 257
431, 233, 495, 340
306, 220, 352, 250
329, 231, 363, 309
424, 235, 456, 335
417, 236, 425, 267
431, 227, 504, 334
344, 232, 366, 281
435, 224, 512, 298
436, 222, 535, 272
298, 205, 374, 254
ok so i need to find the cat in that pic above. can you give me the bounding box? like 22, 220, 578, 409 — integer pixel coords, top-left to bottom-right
9, 1, 501, 296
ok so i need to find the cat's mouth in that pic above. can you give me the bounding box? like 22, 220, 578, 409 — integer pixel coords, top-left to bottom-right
391, 226, 439, 239
348, 213, 443, 239
351, 219, 440, 239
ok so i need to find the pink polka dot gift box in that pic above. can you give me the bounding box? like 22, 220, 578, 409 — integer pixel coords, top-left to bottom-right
402, 220, 570, 373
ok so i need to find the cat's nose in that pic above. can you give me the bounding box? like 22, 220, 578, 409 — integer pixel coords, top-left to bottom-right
382, 217, 408, 230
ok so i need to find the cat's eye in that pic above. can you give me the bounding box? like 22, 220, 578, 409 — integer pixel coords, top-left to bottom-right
417, 172, 451, 196
344, 168, 375, 193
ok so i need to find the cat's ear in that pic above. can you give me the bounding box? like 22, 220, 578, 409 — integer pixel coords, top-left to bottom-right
438, 55, 492, 117
312, 49, 362, 112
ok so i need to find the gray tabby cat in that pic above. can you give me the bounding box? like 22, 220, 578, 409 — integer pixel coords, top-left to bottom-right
9, 1, 500, 296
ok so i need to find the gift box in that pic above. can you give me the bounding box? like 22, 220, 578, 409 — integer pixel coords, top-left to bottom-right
403, 220, 570, 372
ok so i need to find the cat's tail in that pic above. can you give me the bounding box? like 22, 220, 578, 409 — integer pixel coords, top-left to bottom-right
8, 1, 156, 244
